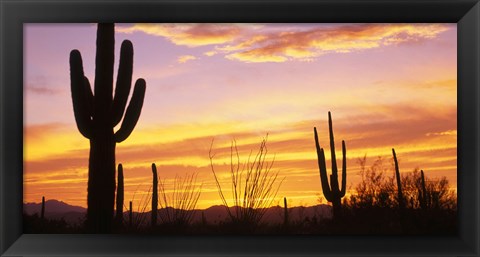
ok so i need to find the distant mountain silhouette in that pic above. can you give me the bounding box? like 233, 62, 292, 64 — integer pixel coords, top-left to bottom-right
192, 204, 332, 224
24, 199, 86, 214
124, 204, 333, 226
23, 200, 86, 225
24, 199, 332, 225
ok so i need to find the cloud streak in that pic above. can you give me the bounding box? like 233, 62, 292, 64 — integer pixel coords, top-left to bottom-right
117, 23, 244, 47
118, 23, 451, 63
24, 104, 456, 208
177, 55, 197, 64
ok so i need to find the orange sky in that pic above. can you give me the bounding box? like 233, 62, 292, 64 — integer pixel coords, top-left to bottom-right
23, 23, 457, 210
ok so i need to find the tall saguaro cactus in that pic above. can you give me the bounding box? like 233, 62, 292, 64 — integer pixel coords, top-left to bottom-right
151, 163, 158, 226
69, 23, 146, 232
115, 164, 124, 225
314, 112, 347, 218
392, 148, 405, 210
41, 196, 45, 220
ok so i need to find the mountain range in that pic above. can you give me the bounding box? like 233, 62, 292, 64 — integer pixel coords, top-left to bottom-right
23, 200, 332, 225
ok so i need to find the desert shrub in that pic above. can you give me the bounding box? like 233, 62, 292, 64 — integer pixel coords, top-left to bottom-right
347, 156, 456, 211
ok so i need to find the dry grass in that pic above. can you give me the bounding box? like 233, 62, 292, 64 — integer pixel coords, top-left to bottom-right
157, 173, 202, 226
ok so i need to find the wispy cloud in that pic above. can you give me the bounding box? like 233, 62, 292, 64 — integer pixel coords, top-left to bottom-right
177, 55, 197, 64
426, 130, 457, 137
25, 76, 62, 95
117, 23, 244, 47
27, 86, 60, 95
203, 50, 217, 57
223, 24, 450, 63
118, 23, 451, 63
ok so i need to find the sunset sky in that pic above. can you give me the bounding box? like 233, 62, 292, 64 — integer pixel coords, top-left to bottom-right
24, 23, 457, 210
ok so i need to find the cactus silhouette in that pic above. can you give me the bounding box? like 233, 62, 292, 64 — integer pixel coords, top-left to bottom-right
419, 169, 428, 209
115, 164, 124, 225
151, 163, 158, 226
314, 112, 346, 218
129, 201, 133, 228
41, 196, 45, 220
392, 148, 405, 210
283, 197, 288, 226
69, 23, 146, 232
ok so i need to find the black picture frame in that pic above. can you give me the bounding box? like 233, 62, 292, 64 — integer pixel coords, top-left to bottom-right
1, 0, 479, 256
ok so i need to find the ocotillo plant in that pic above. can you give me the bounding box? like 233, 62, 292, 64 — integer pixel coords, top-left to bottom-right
209, 137, 282, 228
392, 148, 405, 210
283, 197, 288, 226
152, 164, 158, 227
314, 112, 347, 219
419, 169, 428, 209
69, 23, 146, 232
41, 196, 45, 220
115, 164, 124, 225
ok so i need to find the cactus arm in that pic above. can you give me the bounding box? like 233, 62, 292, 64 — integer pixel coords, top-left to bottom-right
340, 140, 347, 197
114, 79, 146, 143
392, 148, 405, 209
69, 50, 92, 139
321, 152, 334, 201
328, 111, 338, 177
94, 23, 114, 109
83, 77, 94, 117
314, 127, 333, 201
112, 40, 134, 126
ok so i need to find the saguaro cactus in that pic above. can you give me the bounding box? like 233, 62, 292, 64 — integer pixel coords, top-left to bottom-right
151, 163, 158, 226
69, 23, 146, 232
314, 112, 347, 218
418, 169, 428, 209
392, 148, 405, 210
283, 197, 288, 226
129, 201, 133, 228
115, 164, 124, 225
41, 196, 45, 220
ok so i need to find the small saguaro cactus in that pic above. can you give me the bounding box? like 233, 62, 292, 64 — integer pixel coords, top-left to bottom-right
418, 169, 428, 209
115, 164, 124, 225
152, 163, 158, 226
314, 112, 347, 219
69, 23, 146, 232
392, 148, 405, 210
283, 197, 288, 226
129, 201, 133, 228
41, 196, 45, 220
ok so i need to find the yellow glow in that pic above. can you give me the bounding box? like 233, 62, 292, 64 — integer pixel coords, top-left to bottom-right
226, 51, 288, 63
24, 24, 457, 210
